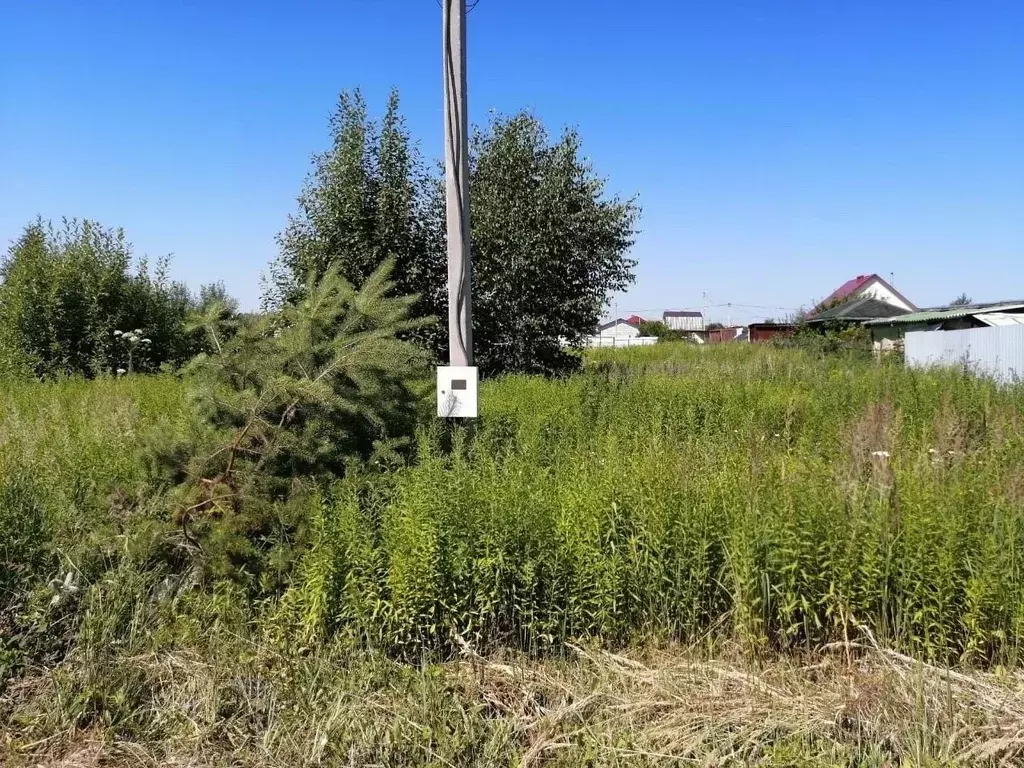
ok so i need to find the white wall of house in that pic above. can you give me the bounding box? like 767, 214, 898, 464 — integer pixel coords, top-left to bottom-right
859, 279, 914, 312
598, 320, 641, 339
582, 319, 659, 347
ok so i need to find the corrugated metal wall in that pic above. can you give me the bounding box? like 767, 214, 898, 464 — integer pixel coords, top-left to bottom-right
664, 315, 705, 332
707, 327, 746, 344
584, 336, 658, 348
905, 326, 1024, 384
749, 326, 796, 343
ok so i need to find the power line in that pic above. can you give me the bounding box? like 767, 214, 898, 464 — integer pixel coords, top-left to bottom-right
619, 302, 802, 314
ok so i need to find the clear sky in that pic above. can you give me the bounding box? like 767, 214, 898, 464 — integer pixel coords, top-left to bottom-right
2, 1, 1021, 322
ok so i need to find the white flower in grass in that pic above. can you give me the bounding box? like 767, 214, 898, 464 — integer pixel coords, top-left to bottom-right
928, 448, 938, 454
141, 338, 151, 344
134, 328, 143, 335
113, 329, 123, 336
116, 368, 127, 376
871, 450, 890, 459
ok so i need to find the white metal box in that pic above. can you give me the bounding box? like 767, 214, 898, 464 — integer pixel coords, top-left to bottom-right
436, 366, 478, 418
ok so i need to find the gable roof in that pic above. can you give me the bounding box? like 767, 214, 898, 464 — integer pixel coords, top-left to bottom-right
818, 273, 917, 312
663, 310, 703, 318
597, 317, 639, 332
807, 296, 911, 323
822, 274, 876, 306
625, 314, 646, 326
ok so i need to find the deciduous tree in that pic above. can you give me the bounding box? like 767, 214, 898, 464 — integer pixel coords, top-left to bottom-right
467, 113, 639, 375
269, 92, 639, 377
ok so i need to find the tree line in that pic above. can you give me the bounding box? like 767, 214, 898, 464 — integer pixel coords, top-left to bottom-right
0, 90, 639, 380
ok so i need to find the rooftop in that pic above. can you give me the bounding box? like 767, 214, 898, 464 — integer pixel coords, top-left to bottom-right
864, 302, 1024, 326
820, 274, 877, 307
808, 296, 911, 323
816, 273, 917, 313
597, 317, 640, 332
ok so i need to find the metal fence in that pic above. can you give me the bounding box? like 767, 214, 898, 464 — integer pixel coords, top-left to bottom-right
584, 335, 659, 348
905, 325, 1024, 384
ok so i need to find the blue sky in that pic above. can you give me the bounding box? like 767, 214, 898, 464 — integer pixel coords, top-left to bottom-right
2, 1, 1021, 322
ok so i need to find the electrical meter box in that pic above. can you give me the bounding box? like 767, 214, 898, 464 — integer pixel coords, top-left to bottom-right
437, 366, 478, 418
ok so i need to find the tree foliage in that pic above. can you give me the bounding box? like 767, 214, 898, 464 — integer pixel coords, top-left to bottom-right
0, 218, 223, 378
269, 91, 639, 377
469, 113, 638, 375
156, 261, 429, 584
269, 90, 445, 352
949, 293, 973, 307
637, 320, 684, 341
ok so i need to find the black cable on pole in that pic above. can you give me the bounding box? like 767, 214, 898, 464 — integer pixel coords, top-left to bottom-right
437, 0, 481, 11
443, 0, 471, 363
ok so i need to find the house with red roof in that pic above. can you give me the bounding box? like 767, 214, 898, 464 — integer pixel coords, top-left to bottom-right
816, 274, 917, 314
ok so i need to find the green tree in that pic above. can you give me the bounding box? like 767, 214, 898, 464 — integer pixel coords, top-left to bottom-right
0, 218, 210, 378
268, 89, 445, 352
637, 320, 683, 341
467, 113, 639, 375
949, 293, 972, 307
160, 261, 428, 586
269, 92, 639, 377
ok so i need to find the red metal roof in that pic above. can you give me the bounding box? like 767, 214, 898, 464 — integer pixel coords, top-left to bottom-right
821, 274, 877, 307
625, 314, 645, 326
816, 273, 917, 313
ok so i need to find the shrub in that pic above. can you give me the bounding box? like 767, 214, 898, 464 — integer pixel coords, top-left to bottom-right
637, 320, 685, 341
0, 218, 221, 378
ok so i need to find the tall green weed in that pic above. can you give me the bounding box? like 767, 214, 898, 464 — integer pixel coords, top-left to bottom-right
290, 344, 1024, 663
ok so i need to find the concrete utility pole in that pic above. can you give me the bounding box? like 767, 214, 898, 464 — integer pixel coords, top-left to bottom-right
443, 0, 473, 366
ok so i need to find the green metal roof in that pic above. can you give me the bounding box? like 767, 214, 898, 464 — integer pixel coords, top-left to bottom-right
863, 302, 1024, 326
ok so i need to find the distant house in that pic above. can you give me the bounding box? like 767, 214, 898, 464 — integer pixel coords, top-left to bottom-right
816, 274, 917, 314
625, 314, 646, 327
598, 318, 640, 339
585, 318, 657, 348
663, 310, 704, 332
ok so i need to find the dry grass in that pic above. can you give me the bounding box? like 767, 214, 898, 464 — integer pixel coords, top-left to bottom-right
6, 632, 1024, 767
457, 634, 1024, 767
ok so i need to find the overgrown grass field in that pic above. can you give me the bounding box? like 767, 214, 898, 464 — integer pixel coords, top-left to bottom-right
295, 344, 1024, 662
4, 344, 1024, 765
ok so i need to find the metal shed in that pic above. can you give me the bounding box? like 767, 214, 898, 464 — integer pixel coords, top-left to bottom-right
662, 310, 704, 332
